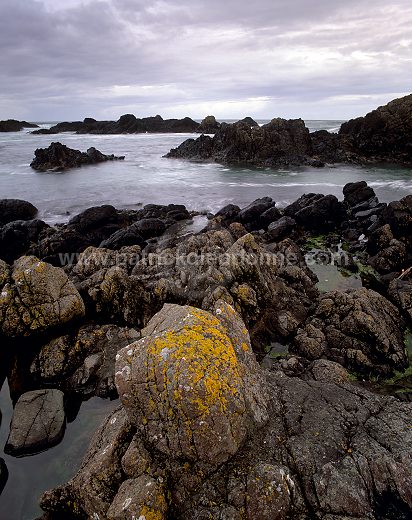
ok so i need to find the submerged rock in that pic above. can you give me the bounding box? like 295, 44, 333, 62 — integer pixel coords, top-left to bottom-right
30, 142, 125, 171
40, 303, 412, 519
292, 287, 408, 375
0, 256, 85, 337
5, 389, 65, 456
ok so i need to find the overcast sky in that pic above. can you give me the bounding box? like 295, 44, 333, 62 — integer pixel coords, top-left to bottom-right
1, 0, 411, 121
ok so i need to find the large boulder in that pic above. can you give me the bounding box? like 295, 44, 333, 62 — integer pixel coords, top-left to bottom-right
31, 323, 140, 398
0, 219, 49, 263
5, 389, 65, 456
30, 142, 125, 171
0, 199, 38, 225
284, 193, 346, 231
292, 288, 408, 375
339, 93, 412, 164
343, 180, 376, 207
115, 302, 269, 466
0, 256, 85, 337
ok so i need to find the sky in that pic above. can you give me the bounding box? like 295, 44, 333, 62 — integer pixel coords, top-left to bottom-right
0, 0, 411, 121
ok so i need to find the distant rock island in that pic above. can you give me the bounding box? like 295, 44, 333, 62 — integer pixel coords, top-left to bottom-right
0, 119, 39, 132
167, 93, 412, 167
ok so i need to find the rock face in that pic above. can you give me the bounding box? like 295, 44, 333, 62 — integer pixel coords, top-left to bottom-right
166, 118, 315, 167
196, 115, 221, 134
293, 288, 408, 375
32, 114, 200, 135
340, 93, 412, 164
115, 303, 269, 466
0, 119, 38, 132
30, 142, 125, 171
31, 323, 140, 398
0, 256, 85, 337
0, 199, 38, 225
40, 304, 412, 520
5, 389, 65, 456
0, 458, 8, 495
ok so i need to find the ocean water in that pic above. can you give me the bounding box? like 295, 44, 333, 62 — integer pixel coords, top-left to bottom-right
0, 121, 411, 224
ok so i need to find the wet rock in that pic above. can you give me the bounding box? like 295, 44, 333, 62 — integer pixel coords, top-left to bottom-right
31, 324, 140, 398
292, 288, 408, 375
0, 119, 38, 132
369, 238, 407, 273
5, 389, 65, 456
30, 142, 125, 171
214, 203, 241, 224
380, 194, 412, 239
132, 218, 166, 239
238, 197, 277, 230
196, 115, 221, 134
68, 205, 118, 233
115, 302, 269, 466
285, 193, 346, 231
0, 219, 50, 263
267, 216, 296, 242
0, 256, 85, 337
0, 199, 38, 225
99, 224, 146, 250
343, 181, 376, 207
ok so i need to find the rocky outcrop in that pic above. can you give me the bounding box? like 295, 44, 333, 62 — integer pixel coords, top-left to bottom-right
284, 193, 346, 231
40, 304, 412, 519
237, 116, 259, 127
32, 114, 200, 135
5, 389, 65, 456
0, 219, 50, 263
0, 199, 38, 225
340, 93, 412, 164
166, 118, 316, 167
196, 115, 221, 134
292, 288, 408, 375
31, 323, 140, 398
0, 256, 85, 337
30, 142, 125, 171
0, 119, 38, 132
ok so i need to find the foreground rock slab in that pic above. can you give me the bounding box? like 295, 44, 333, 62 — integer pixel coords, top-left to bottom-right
5, 389, 65, 456
39, 304, 412, 519
30, 142, 125, 171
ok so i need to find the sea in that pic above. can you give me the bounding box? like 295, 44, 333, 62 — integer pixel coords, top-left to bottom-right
0, 120, 412, 519
0, 120, 411, 225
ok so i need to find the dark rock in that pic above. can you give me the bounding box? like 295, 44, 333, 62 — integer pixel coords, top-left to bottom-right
388, 278, 412, 319
0, 219, 49, 263
132, 218, 166, 240
0, 199, 38, 225
310, 129, 348, 163
34, 227, 91, 265
292, 288, 408, 375
238, 197, 276, 228
236, 116, 259, 127
353, 203, 386, 220
31, 324, 140, 398
5, 389, 65, 456
215, 203, 241, 223
258, 206, 282, 228
343, 181, 376, 207
166, 118, 314, 167
99, 225, 146, 250
30, 142, 125, 171
339, 93, 412, 164
380, 194, 412, 239
369, 238, 407, 274
285, 193, 345, 231
0, 458, 8, 495
68, 205, 118, 233
267, 216, 296, 241
0, 119, 39, 132
196, 115, 221, 134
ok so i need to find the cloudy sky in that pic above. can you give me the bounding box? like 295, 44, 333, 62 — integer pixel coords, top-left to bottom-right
1, 0, 411, 121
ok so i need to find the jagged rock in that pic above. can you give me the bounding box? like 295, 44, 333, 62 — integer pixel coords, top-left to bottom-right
32, 114, 200, 135
5, 389, 65, 456
31, 324, 140, 398
0, 219, 49, 263
310, 129, 348, 163
343, 181, 376, 207
40, 407, 134, 518
238, 197, 277, 229
0, 256, 85, 337
39, 305, 412, 520
388, 278, 412, 319
166, 118, 314, 167
196, 115, 221, 134
292, 288, 408, 375
30, 142, 125, 171
340, 93, 412, 164
380, 194, 412, 239
369, 238, 407, 273
236, 116, 259, 127
0, 119, 38, 132
0, 199, 38, 225
115, 302, 269, 466
284, 193, 346, 231
214, 203, 241, 224
267, 216, 296, 241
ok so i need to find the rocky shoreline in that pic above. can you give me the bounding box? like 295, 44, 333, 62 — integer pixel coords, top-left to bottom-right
0, 176, 412, 518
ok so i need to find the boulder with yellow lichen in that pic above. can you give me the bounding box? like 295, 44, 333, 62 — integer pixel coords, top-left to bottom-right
0, 255, 85, 337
